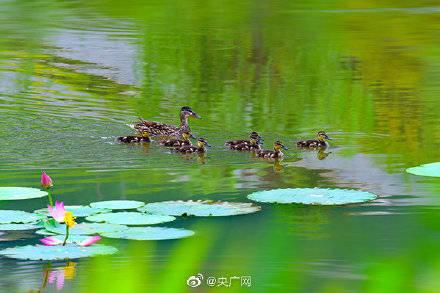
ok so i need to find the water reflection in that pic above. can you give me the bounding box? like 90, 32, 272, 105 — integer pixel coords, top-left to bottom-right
30, 261, 76, 292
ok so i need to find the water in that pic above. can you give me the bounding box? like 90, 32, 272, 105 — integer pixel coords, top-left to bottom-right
0, 0, 440, 292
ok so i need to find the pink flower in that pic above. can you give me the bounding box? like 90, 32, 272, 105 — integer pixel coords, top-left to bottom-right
47, 201, 66, 222
40, 237, 63, 246
41, 172, 53, 189
77, 236, 101, 247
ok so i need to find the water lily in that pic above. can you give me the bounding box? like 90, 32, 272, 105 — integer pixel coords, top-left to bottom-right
40, 236, 101, 247
41, 171, 54, 207
64, 211, 76, 229
47, 201, 66, 222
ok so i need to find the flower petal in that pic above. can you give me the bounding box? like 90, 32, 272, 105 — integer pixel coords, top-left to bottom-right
78, 236, 101, 247
40, 237, 63, 246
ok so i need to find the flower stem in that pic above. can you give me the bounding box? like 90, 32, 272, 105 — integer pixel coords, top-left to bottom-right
63, 225, 69, 246
47, 188, 53, 207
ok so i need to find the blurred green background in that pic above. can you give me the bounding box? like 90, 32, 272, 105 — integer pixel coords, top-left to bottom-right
0, 0, 439, 292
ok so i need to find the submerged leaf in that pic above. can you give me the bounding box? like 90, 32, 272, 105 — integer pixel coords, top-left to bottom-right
406, 162, 440, 177
0, 244, 117, 260
44, 222, 128, 235
138, 200, 261, 217
85, 212, 175, 225
247, 188, 377, 205
0, 187, 48, 200
0, 210, 45, 224
35, 205, 110, 217
101, 227, 195, 240
89, 200, 145, 210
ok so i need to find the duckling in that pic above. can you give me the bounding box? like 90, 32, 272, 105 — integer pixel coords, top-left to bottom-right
116, 129, 154, 143
255, 141, 288, 158
296, 131, 332, 148
174, 138, 211, 154
225, 131, 263, 147
228, 133, 262, 151
160, 131, 196, 147
128, 106, 200, 138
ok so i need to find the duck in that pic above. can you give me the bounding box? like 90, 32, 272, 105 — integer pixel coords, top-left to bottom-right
174, 138, 211, 154
225, 131, 263, 147
255, 141, 288, 158
228, 132, 262, 151
160, 131, 196, 147
116, 129, 154, 143
128, 106, 200, 138
296, 131, 332, 148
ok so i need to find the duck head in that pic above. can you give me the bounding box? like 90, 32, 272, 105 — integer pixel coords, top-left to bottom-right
250, 132, 263, 145
182, 131, 196, 140
138, 129, 154, 138
317, 131, 331, 141
181, 106, 201, 119
274, 140, 288, 151
197, 138, 211, 148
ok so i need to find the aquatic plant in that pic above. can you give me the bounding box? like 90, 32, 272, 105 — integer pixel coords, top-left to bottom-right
41, 171, 54, 207
40, 236, 101, 247
0, 187, 47, 200
47, 201, 76, 245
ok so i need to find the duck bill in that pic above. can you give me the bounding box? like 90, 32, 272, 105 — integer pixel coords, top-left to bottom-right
190, 134, 197, 139
190, 112, 201, 119
282, 145, 288, 150
325, 135, 332, 140
258, 136, 264, 141
205, 143, 212, 147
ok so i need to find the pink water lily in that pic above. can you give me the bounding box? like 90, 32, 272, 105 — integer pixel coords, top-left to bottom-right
40, 237, 63, 246
41, 172, 53, 189
77, 236, 101, 247
47, 201, 66, 222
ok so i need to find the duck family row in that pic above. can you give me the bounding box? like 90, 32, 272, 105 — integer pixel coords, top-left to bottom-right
116, 106, 332, 159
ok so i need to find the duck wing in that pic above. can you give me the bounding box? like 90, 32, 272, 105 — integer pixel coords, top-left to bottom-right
128, 119, 179, 137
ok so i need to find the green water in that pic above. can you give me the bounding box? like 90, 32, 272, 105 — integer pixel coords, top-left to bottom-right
0, 0, 440, 292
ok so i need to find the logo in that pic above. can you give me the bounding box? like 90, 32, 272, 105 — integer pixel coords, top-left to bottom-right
186, 273, 204, 288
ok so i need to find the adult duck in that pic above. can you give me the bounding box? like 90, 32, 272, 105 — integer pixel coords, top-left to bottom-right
128, 106, 200, 138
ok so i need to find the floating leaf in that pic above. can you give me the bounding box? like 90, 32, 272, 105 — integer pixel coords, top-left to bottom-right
44, 222, 128, 235
0, 223, 39, 231
0, 187, 48, 201
101, 227, 195, 240
406, 162, 440, 177
85, 212, 175, 225
0, 210, 45, 224
34, 205, 110, 217
35, 229, 57, 235
90, 200, 145, 210
0, 244, 117, 260
247, 188, 378, 205
138, 200, 261, 217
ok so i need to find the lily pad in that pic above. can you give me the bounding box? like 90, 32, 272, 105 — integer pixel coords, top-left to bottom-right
34, 205, 110, 217
0, 244, 117, 260
406, 162, 440, 177
101, 227, 195, 240
0, 187, 48, 200
0, 223, 39, 231
90, 200, 145, 210
138, 200, 261, 217
247, 188, 377, 205
85, 212, 175, 225
0, 210, 45, 224
44, 222, 128, 235
35, 229, 57, 235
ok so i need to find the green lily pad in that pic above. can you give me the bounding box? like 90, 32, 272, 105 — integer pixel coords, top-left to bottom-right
35, 229, 57, 235
101, 227, 195, 240
85, 212, 175, 225
45, 222, 128, 235
247, 188, 378, 205
406, 162, 440, 177
0, 244, 118, 260
0, 223, 39, 231
138, 200, 261, 217
0, 210, 45, 224
34, 205, 111, 217
90, 200, 145, 210
0, 187, 48, 200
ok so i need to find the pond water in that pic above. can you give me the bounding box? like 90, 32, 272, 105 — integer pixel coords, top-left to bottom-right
0, 0, 439, 292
